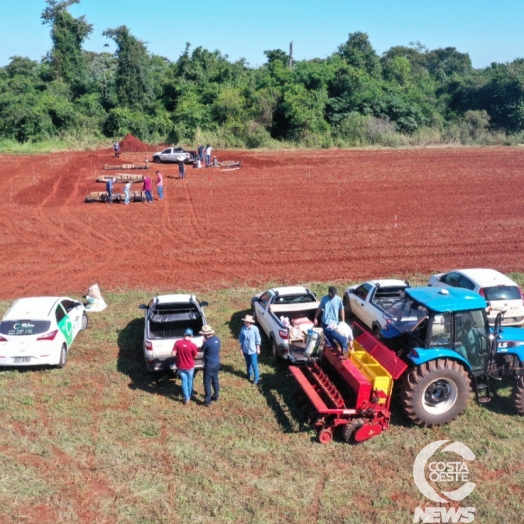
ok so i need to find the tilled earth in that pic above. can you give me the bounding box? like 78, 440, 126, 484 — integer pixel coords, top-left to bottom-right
1, 146, 523, 299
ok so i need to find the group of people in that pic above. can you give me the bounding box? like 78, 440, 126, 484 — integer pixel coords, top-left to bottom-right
172, 325, 222, 406
314, 286, 354, 359
105, 171, 164, 204
170, 314, 263, 406
197, 144, 213, 167
170, 286, 352, 407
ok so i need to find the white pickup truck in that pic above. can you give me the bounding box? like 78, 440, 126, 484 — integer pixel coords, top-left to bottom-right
139, 294, 208, 372
251, 286, 320, 359
343, 280, 410, 335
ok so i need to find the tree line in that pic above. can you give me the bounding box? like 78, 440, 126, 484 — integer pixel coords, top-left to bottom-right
2, 0, 524, 148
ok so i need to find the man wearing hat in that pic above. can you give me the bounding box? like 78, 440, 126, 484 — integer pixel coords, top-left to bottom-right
200, 325, 221, 407
239, 315, 261, 385
172, 328, 198, 405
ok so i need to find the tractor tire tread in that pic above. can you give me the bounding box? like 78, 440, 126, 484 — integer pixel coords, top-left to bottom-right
511, 376, 524, 415
399, 358, 470, 428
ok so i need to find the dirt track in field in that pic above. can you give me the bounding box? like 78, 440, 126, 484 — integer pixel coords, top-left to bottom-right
0, 147, 523, 299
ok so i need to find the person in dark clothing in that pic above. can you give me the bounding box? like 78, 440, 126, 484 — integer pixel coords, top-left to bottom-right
197, 145, 204, 163
178, 158, 186, 179
200, 325, 221, 406
106, 177, 115, 204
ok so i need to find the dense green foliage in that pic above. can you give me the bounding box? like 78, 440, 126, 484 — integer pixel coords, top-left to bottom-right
2, 1, 524, 147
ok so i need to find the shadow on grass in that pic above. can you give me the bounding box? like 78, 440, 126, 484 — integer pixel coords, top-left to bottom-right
482, 380, 519, 416
228, 308, 315, 436
116, 317, 184, 403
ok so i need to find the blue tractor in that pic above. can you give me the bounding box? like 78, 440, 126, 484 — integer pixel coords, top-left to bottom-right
379, 287, 524, 427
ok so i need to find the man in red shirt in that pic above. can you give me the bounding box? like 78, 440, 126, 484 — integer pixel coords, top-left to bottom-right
172, 328, 198, 404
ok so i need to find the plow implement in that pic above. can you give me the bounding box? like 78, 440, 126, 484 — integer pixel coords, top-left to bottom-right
289, 322, 407, 444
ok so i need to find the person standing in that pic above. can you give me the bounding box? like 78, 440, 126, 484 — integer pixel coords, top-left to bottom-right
143, 174, 153, 203
239, 314, 261, 385
314, 286, 346, 357
314, 286, 345, 328
172, 328, 198, 405
205, 144, 212, 167
123, 181, 131, 205
156, 170, 164, 200
113, 141, 120, 158
106, 177, 114, 204
200, 325, 221, 407
198, 144, 204, 163
178, 158, 186, 179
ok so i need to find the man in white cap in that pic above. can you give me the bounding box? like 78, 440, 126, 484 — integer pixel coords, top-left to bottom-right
239, 315, 261, 385
200, 325, 221, 407
172, 328, 198, 405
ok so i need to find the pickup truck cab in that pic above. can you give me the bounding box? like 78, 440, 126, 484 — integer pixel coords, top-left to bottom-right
139, 294, 208, 372
251, 286, 319, 359
343, 279, 410, 335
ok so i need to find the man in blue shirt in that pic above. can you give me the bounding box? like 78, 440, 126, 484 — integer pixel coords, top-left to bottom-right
200, 325, 221, 407
239, 314, 261, 385
314, 286, 347, 357
314, 286, 345, 327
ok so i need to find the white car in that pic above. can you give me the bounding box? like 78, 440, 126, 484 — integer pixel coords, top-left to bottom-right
428, 268, 524, 326
0, 297, 88, 367
152, 147, 193, 164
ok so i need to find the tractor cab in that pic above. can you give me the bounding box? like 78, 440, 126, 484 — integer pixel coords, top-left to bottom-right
380, 287, 492, 373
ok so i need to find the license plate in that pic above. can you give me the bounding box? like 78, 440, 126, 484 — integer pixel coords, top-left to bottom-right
14, 357, 30, 363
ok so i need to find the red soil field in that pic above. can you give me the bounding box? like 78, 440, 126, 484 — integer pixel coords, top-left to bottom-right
0, 146, 523, 299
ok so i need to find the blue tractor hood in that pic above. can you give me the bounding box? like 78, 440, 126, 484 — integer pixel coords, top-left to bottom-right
406, 287, 487, 313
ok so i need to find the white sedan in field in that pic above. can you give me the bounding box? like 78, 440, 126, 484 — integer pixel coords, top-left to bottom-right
0, 297, 88, 368
428, 268, 524, 326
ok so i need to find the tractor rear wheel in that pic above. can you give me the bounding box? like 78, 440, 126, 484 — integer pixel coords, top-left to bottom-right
399, 359, 470, 428
511, 376, 524, 415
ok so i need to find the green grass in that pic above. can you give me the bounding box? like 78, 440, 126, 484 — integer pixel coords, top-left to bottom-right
0, 278, 522, 523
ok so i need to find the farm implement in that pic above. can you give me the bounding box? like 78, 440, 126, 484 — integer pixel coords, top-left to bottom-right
290, 286, 524, 444
97, 174, 145, 183
289, 322, 407, 444
103, 164, 149, 170
85, 191, 145, 203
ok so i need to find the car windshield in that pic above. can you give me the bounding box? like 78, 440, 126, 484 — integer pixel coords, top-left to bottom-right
384, 297, 427, 322
0, 320, 52, 336
484, 286, 521, 301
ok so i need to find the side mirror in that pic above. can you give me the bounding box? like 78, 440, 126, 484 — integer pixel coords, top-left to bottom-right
200, 301, 209, 307
138, 304, 148, 310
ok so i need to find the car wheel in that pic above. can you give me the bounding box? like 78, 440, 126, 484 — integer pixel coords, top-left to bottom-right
81, 312, 88, 330
57, 344, 67, 368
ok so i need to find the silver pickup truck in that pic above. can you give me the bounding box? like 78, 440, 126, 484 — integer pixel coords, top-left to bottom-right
343, 279, 410, 335
139, 294, 208, 372
251, 286, 320, 359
